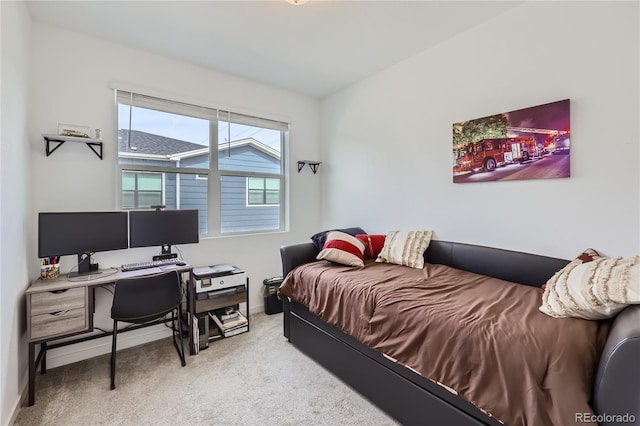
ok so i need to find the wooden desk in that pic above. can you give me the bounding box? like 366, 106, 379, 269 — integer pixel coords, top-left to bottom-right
26, 264, 194, 406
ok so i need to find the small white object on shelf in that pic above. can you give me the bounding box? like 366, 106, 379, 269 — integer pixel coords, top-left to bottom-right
57, 123, 92, 139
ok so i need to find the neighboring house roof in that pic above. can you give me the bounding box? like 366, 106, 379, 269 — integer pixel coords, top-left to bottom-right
118, 130, 280, 160
219, 138, 280, 160
118, 129, 205, 155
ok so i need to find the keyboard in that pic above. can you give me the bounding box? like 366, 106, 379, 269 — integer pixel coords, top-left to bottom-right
120, 258, 184, 272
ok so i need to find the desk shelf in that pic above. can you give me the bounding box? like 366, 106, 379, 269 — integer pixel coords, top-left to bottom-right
195, 291, 246, 314
188, 273, 249, 354
42, 134, 103, 159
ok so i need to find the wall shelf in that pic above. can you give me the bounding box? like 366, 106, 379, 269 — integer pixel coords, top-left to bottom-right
297, 160, 321, 174
42, 134, 103, 159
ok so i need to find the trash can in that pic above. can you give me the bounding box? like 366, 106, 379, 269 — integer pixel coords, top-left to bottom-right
263, 276, 284, 315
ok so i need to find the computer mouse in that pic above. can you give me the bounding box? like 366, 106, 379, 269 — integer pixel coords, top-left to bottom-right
176, 262, 187, 266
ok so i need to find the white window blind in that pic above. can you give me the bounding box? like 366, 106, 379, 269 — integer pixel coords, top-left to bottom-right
116, 91, 288, 131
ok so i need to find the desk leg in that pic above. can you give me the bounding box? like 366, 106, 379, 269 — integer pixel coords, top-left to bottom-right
188, 273, 196, 355
247, 278, 250, 332
188, 325, 195, 356
41, 342, 47, 374
28, 342, 35, 406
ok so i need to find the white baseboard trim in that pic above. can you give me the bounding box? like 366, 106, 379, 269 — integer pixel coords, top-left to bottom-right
44, 325, 173, 369
248, 305, 264, 316
8, 371, 28, 426
40, 306, 265, 369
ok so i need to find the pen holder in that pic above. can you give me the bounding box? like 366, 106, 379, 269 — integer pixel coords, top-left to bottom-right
40, 264, 60, 280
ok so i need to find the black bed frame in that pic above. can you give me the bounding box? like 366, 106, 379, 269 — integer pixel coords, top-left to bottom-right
280, 240, 640, 426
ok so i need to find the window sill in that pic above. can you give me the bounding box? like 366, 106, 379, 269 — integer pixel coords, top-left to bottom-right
200, 229, 289, 241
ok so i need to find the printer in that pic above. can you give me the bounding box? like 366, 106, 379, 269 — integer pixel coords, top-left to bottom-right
193, 264, 246, 294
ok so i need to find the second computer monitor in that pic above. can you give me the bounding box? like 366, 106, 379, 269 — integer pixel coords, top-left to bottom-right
129, 209, 199, 253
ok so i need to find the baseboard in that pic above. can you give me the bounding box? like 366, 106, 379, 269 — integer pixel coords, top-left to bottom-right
249, 304, 265, 316
8, 370, 28, 426
35, 306, 264, 367
44, 325, 173, 369
42, 307, 265, 369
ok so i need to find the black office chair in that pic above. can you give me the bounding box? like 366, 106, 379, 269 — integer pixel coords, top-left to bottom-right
110, 270, 186, 390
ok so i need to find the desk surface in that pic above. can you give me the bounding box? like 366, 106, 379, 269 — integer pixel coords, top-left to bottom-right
27, 264, 193, 293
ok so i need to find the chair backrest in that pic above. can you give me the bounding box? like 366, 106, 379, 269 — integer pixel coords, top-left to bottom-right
111, 271, 182, 323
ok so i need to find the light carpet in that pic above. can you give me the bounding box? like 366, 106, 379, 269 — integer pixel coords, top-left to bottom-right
15, 313, 397, 426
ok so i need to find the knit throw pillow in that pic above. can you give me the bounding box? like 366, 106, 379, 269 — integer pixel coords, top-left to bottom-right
375, 230, 433, 269
539, 249, 640, 320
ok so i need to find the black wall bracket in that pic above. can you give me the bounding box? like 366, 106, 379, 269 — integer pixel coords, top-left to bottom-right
43, 135, 103, 159
297, 160, 321, 174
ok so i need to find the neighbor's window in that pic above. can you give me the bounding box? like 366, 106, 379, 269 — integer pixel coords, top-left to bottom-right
122, 171, 163, 209
116, 90, 288, 235
247, 177, 280, 206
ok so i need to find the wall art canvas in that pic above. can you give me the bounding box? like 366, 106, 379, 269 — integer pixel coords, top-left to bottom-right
452, 99, 570, 183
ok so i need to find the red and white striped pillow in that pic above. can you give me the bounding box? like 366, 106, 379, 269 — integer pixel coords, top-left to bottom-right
316, 231, 366, 267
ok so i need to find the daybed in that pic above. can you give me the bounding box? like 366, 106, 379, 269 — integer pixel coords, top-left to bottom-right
279, 239, 640, 426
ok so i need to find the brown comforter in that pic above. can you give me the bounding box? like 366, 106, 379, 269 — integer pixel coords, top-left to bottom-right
279, 260, 610, 426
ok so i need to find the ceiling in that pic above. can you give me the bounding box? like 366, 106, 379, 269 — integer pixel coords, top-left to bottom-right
26, 1, 522, 98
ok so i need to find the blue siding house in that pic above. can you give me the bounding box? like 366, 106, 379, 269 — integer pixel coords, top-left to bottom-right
118, 130, 281, 234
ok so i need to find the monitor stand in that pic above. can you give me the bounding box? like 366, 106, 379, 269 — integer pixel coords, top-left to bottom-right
153, 245, 178, 261
68, 253, 102, 278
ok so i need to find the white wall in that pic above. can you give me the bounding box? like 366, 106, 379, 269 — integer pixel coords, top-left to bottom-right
27, 23, 321, 369
320, 1, 639, 259
1, 2, 32, 424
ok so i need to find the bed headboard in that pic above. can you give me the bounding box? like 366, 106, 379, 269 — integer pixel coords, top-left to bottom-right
424, 240, 569, 287
280, 239, 569, 287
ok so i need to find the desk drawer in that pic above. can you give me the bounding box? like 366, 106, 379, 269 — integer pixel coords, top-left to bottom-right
30, 288, 85, 315
30, 308, 87, 340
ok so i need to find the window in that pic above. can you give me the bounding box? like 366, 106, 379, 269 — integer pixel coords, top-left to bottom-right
116, 90, 288, 236
122, 172, 163, 209
247, 177, 280, 205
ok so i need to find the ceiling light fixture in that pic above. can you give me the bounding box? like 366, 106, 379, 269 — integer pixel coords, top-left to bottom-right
287, 0, 309, 5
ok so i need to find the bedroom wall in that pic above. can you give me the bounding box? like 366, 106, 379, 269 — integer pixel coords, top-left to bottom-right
28, 23, 321, 368
1, 2, 32, 424
320, 1, 639, 259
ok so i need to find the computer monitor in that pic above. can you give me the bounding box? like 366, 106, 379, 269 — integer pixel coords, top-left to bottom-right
129, 209, 199, 257
38, 211, 129, 277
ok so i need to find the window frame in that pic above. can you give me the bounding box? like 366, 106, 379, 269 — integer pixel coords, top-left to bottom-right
115, 89, 288, 237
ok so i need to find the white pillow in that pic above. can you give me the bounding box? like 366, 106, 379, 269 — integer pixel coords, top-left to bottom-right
375, 230, 433, 269
316, 231, 366, 267
540, 254, 640, 320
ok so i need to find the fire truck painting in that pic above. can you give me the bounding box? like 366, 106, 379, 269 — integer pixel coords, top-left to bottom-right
454, 136, 538, 173
452, 99, 570, 183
